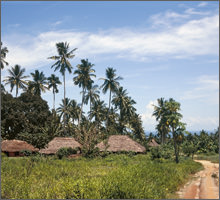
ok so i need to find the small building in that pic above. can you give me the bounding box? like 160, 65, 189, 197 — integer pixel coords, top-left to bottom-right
148, 139, 160, 147
39, 137, 82, 155
95, 135, 146, 153
1, 139, 39, 157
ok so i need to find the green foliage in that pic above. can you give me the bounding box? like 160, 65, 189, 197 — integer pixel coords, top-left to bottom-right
196, 153, 219, 163
150, 145, 173, 161
56, 147, 78, 159
1, 152, 7, 157
182, 141, 198, 159
1, 154, 202, 199
1, 91, 52, 142
20, 150, 32, 156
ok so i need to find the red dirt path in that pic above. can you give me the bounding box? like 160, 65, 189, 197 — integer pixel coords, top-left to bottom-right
177, 160, 219, 199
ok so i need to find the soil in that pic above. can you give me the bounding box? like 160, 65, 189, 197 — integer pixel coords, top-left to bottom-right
177, 160, 219, 199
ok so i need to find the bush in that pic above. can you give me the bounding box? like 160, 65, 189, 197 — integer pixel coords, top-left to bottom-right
150, 147, 161, 160
56, 147, 78, 159
20, 150, 32, 156
82, 147, 100, 158
150, 145, 173, 160
1, 152, 7, 157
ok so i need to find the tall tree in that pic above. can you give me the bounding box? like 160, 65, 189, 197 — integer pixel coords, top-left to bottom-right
57, 98, 80, 124
88, 99, 107, 130
48, 42, 77, 133
3, 65, 29, 97
73, 59, 96, 127
28, 70, 48, 96
100, 68, 123, 125
164, 98, 186, 163
47, 74, 62, 110
84, 83, 100, 114
152, 98, 169, 144
1, 42, 9, 69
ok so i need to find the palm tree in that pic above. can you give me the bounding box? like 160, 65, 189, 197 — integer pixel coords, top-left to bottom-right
1, 42, 9, 69
3, 65, 29, 97
88, 99, 107, 129
152, 98, 169, 144
84, 83, 100, 114
57, 98, 81, 125
100, 68, 123, 114
48, 42, 77, 133
73, 59, 96, 127
48, 74, 62, 110
57, 98, 72, 123
28, 70, 48, 96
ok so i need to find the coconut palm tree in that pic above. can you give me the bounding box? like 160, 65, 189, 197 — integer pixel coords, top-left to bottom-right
48, 74, 62, 110
3, 65, 29, 97
57, 98, 72, 122
100, 68, 123, 114
57, 98, 81, 125
28, 70, 48, 96
1, 42, 9, 69
73, 59, 96, 127
152, 98, 169, 144
88, 99, 106, 129
48, 42, 77, 133
84, 83, 100, 114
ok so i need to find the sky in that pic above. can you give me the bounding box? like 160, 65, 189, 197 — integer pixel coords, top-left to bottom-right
1, 1, 219, 132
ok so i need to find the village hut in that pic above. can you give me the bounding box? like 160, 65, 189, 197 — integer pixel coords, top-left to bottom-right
39, 137, 82, 155
95, 135, 146, 153
1, 139, 39, 157
148, 139, 160, 147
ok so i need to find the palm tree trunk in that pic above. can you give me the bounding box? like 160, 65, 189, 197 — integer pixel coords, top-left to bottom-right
172, 128, 179, 163
108, 90, 112, 112
78, 87, 85, 127
53, 87, 55, 110
107, 90, 112, 128
16, 85, 18, 97
63, 72, 66, 135
89, 98, 91, 122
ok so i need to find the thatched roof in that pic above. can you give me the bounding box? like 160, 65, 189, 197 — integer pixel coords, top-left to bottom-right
39, 137, 82, 154
96, 135, 146, 153
1, 140, 39, 152
148, 139, 160, 147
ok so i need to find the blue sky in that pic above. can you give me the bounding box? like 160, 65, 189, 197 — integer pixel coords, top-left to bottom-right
1, 1, 219, 132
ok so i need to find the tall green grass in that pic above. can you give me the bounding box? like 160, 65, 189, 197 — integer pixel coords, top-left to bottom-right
1, 154, 202, 199
195, 153, 219, 163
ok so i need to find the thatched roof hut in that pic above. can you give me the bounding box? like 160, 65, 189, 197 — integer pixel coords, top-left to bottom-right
96, 135, 146, 153
39, 137, 82, 155
1, 140, 39, 157
148, 139, 160, 147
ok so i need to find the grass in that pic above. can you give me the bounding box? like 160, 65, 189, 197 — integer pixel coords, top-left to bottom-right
1, 154, 203, 199
195, 153, 219, 163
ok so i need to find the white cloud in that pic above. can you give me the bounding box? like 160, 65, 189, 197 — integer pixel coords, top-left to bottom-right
181, 75, 219, 104
183, 115, 218, 130
51, 20, 63, 27
198, 2, 208, 7
140, 100, 157, 130
185, 8, 210, 15
3, 11, 218, 71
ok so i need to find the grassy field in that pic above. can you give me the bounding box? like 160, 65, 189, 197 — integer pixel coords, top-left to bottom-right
1, 154, 203, 199
195, 153, 219, 163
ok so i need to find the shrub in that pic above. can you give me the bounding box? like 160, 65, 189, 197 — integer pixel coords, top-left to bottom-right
150, 145, 173, 160
20, 150, 32, 156
81, 147, 100, 158
150, 147, 161, 160
56, 147, 78, 159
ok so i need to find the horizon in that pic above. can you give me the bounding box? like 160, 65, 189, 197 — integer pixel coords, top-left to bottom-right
1, 1, 219, 132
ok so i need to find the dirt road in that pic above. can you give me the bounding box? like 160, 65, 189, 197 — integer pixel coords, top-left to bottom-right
177, 160, 219, 199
